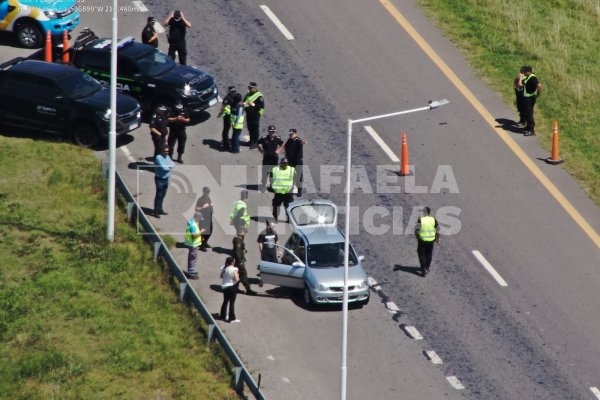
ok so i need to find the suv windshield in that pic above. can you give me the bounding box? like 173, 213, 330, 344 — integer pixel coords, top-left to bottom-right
135, 49, 176, 77
58, 72, 102, 99
307, 243, 357, 268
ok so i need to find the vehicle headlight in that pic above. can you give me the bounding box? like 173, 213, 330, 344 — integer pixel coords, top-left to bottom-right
44, 10, 58, 19
316, 283, 329, 291
137, 111, 141, 120
357, 280, 368, 289
97, 109, 111, 121
178, 84, 200, 97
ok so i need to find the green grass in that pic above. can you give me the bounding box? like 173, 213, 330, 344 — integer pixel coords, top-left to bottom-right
0, 137, 237, 399
417, 0, 600, 203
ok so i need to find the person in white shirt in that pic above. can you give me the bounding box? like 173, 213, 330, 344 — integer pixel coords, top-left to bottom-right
220, 257, 240, 322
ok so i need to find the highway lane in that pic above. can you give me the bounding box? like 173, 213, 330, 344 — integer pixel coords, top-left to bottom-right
176, 0, 600, 398
2, 0, 599, 398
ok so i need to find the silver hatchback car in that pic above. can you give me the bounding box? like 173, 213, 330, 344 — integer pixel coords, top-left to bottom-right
257, 199, 370, 307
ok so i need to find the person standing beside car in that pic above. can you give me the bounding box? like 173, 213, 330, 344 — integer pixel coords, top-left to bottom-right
163, 10, 191, 65
220, 256, 240, 323
141, 16, 159, 48
150, 105, 169, 157
229, 93, 245, 154
243, 82, 264, 149
232, 228, 256, 295
257, 125, 283, 186
257, 219, 279, 262
153, 144, 174, 218
284, 128, 307, 196
269, 158, 296, 223
218, 86, 237, 150
167, 103, 190, 164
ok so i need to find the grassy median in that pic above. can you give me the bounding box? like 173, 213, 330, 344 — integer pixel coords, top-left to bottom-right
0, 137, 237, 399
418, 0, 600, 204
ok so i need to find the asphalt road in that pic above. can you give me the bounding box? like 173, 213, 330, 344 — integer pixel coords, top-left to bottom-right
2, 0, 600, 399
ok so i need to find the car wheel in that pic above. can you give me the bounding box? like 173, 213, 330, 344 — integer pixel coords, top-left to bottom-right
303, 285, 314, 308
16, 22, 43, 49
72, 123, 99, 148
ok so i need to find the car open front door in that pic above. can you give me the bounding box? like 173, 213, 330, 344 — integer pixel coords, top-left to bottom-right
258, 244, 305, 289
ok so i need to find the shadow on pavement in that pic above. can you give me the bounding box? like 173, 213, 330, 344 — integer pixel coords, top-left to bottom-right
128, 161, 155, 172
393, 264, 422, 276
495, 118, 525, 134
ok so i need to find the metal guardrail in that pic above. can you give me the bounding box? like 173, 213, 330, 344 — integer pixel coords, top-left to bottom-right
116, 171, 267, 400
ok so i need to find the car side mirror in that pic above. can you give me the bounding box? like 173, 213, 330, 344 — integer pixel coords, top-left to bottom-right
358, 255, 365, 262
292, 261, 305, 268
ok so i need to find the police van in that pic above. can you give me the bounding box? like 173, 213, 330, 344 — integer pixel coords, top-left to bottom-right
0, 0, 80, 48
64, 29, 218, 117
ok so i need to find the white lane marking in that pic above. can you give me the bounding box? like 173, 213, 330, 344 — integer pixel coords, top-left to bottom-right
267, 355, 275, 361
217, 96, 223, 103
120, 146, 136, 163
132, 0, 148, 12
425, 350, 443, 364
386, 301, 400, 313
591, 387, 600, 399
472, 250, 508, 287
446, 376, 465, 390
281, 377, 290, 383
260, 5, 295, 40
403, 325, 423, 340
155, 23, 165, 34
368, 276, 378, 287
364, 125, 400, 162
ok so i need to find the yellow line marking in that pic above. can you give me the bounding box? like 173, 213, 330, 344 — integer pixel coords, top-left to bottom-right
380, 0, 600, 248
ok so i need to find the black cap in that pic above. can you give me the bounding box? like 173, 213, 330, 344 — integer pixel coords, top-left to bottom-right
147, 16, 155, 22
241, 190, 249, 199
202, 186, 210, 193
248, 82, 257, 88
228, 86, 236, 92
289, 128, 297, 134
268, 125, 276, 133
280, 158, 289, 164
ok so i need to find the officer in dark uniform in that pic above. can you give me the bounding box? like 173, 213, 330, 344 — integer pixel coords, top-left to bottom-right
218, 86, 237, 150
167, 103, 190, 163
284, 128, 307, 196
150, 105, 168, 157
141, 16, 158, 48
518, 65, 542, 136
163, 10, 191, 65
415, 207, 440, 277
243, 82, 264, 149
257, 125, 283, 185
232, 228, 256, 295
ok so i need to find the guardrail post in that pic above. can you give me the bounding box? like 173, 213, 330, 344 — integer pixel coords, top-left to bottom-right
235, 367, 243, 393
207, 323, 215, 341
153, 242, 161, 260
179, 281, 187, 301
127, 202, 135, 222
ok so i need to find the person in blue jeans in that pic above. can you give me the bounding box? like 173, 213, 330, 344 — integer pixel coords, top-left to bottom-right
154, 144, 175, 218
229, 93, 244, 153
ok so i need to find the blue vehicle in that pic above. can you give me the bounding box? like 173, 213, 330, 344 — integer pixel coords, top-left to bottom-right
0, 0, 80, 48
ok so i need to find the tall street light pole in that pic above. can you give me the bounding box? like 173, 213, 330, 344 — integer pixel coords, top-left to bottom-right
106, 0, 118, 241
340, 99, 449, 400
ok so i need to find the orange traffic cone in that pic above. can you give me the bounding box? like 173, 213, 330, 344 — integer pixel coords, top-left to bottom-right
399, 132, 412, 176
62, 30, 70, 63
545, 121, 564, 165
44, 30, 52, 62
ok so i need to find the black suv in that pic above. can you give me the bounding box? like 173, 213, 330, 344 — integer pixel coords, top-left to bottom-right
0, 59, 141, 147
68, 30, 218, 116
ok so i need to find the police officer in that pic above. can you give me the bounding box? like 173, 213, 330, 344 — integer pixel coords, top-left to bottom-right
141, 16, 158, 48
243, 82, 264, 149
218, 86, 237, 150
232, 228, 256, 295
163, 10, 191, 65
150, 105, 168, 157
284, 128, 307, 196
257, 125, 283, 185
167, 103, 190, 163
269, 158, 296, 223
518, 65, 543, 136
185, 212, 204, 279
229, 93, 245, 154
229, 190, 250, 233
414, 207, 440, 277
